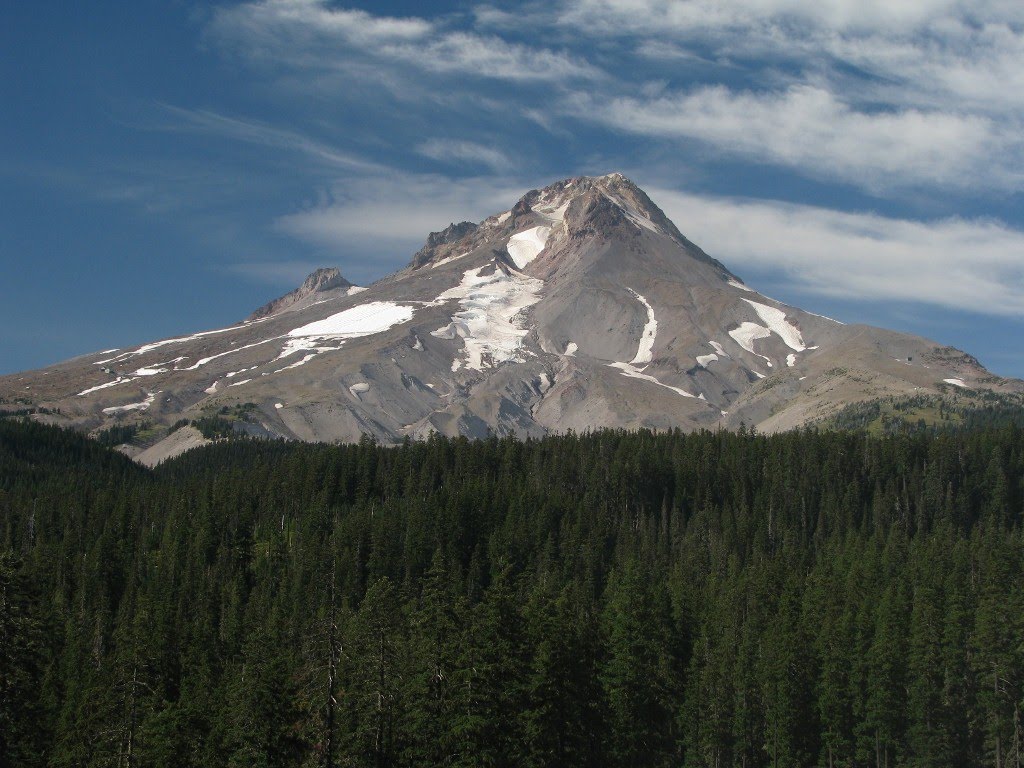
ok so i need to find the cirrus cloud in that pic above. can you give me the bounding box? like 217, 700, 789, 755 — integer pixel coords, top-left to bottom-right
653, 187, 1024, 316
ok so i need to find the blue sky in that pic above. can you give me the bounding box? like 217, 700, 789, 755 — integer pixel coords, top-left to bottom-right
3, 0, 1024, 376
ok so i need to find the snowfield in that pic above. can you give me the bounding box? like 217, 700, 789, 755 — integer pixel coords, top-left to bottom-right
506, 226, 552, 269
628, 290, 658, 365
729, 322, 772, 355
742, 299, 806, 352
288, 302, 415, 339
729, 322, 774, 370
269, 301, 418, 367
102, 392, 156, 414
431, 265, 544, 372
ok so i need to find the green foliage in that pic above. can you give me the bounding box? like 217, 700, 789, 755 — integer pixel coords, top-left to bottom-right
1, 419, 1024, 767
827, 392, 1024, 434
94, 420, 151, 446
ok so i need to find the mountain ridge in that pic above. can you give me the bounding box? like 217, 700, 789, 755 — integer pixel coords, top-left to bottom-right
1, 173, 1018, 462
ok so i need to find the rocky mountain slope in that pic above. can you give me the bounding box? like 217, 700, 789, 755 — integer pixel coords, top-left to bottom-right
2, 174, 1019, 460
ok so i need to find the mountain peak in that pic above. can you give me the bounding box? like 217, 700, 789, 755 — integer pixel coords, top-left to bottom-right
409, 221, 479, 270
248, 267, 354, 320
406, 173, 736, 279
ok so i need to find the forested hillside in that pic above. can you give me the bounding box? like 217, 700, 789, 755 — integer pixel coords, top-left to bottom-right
1, 418, 1023, 767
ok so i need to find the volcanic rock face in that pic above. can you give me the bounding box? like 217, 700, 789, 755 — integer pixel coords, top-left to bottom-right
3, 173, 1019, 459
248, 267, 356, 321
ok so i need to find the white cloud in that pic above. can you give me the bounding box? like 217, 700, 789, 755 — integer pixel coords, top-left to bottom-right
206, 0, 598, 83
820, 23, 1024, 118
208, 0, 432, 52
275, 174, 525, 250
416, 139, 512, 171
221, 260, 332, 286
199, 0, 1024, 196
551, 0, 1024, 193
556, 0, 1024, 38
157, 105, 386, 173
384, 31, 599, 82
579, 85, 1022, 192
652, 187, 1024, 316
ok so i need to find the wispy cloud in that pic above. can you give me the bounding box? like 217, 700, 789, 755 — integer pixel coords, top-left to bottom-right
416, 139, 512, 171
220, 260, 333, 286
555, 0, 1024, 39
549, 0, 1024, 194
156, 104, 386, 173
200, 0, 1024, 197
652, 188, 1024, 316
576, 85, 1021, 192
184, 0, 1024, 319
274, 173, 526, 252
206, 0, 598, 83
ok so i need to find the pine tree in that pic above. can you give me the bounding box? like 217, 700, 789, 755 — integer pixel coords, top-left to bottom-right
0, 551, 48, 767
600, 560, 680, 767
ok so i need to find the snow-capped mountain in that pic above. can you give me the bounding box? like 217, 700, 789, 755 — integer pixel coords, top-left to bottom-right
2, 174, 1018, 461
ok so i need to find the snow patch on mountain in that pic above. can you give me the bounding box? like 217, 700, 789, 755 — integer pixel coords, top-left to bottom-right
102, 392, 156, 414
431, 265, 544, 372
120, 324, 248, 361
628, 290, 657, 365
944, 378, 968, 388
288, 302, 415, 339
729, 322, 774, 367
78, 377, 134, 396
742, 299, 806, 352
608, 362, 695, 398
696, 353, 718, 368
282, 353, 318, 371
133, 357, 186, 377
431, 251, 471, 270
183, 338, 279, 371
506, 226, 552, 269
606, 192, 660, 233
727, 279, 754, 292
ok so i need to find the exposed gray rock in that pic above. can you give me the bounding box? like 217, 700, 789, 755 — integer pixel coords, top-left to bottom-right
3, 172, 1019, 450
248, 267, 353, 320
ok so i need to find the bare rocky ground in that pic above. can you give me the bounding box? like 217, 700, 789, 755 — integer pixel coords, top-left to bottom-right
2, 174, 1019, 463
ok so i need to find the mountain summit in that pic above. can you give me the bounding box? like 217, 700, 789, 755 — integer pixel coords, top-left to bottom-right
3, 174, 1019, 461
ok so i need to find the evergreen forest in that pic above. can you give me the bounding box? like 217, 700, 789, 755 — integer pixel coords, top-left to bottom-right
2, 417, 1024, 768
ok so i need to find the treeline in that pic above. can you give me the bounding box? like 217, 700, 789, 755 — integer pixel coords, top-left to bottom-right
1, 418, 1023, 767
827, 391, 1024, 434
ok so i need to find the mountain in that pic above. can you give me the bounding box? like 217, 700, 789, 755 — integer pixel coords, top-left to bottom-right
2, 173, 1019, 460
